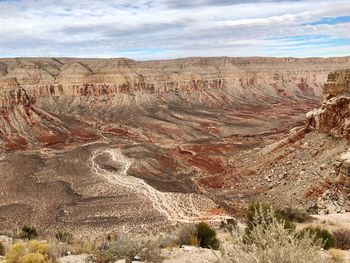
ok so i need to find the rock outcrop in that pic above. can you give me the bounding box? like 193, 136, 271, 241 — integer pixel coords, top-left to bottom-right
307, 70, 350, 139
300, 69, 350, 213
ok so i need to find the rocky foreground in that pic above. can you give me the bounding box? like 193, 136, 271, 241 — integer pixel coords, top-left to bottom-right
0, 57, 350, 236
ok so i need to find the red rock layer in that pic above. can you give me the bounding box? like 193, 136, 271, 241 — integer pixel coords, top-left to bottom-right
0, 57, 350, 152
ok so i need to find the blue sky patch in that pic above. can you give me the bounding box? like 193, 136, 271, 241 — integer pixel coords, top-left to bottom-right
308, 16, 350, 25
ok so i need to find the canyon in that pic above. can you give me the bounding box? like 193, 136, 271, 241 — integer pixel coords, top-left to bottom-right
0, 57, 350, 236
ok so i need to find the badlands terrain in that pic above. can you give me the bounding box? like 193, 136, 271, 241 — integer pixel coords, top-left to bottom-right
0, 56, 350, 236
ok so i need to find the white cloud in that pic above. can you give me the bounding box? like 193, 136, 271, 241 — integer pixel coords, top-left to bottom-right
0, 0, 349, 58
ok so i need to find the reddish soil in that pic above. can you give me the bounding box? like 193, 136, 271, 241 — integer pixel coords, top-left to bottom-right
197, 175, 226, 189
304, 179, 333, 198
71, 131, 99, 141
36, 134, 67, 146
4, 137, 28, 152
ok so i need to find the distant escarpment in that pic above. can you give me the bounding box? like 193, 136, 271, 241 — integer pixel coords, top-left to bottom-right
0, 56, 350, 152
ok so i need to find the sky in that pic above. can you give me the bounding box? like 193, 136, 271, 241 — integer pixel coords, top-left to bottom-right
0, 0, 349, 59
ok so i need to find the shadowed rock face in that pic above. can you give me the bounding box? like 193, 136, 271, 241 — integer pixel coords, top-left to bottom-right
1, 57, 350, 236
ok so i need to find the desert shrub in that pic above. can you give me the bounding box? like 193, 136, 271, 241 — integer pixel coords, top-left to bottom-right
332, 229, 350, 250
97, 234, 142, 262
220, 218, 237, 232
246, 203, 295, 232
0, 241, 5, 256
5, 241, 51, 263
6, 243, 27, 263
55, 230, 74, 244
27, 240, 49, 254
47, 241, 70, 261
97, 234, 162, 263
328, 248, 346, 263
177, 224, 199, 246
279, 207, 313, 223
18, 225, 38, 240
136, 240, 163, 263
157, 233, 178, 248
222, 208, 332, 263
299, 227, 335, 250
71, 238, 98, 254
195, 222, 220, 250
244, 203, 295, 243
18, 252, 51, 263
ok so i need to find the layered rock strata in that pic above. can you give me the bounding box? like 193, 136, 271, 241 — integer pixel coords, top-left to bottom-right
1, 57, 350, 152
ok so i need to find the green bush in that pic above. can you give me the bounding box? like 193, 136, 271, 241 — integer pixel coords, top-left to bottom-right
332, 229, 350, 250
55, 231, 74, 244
195, 222, 220, 250
299, 227, 335, 250
0, 241, 5, 256
18, 225, 38, 240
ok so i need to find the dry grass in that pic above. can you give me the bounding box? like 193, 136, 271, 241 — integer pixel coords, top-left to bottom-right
328, 248, 346, 263
47, 239, 71, 260
333, 229, 350, 250
177, 224, 199, 246
221, 208, 332, 263
70, 238, 100, 255
5, 240, 51, 263
96, 234, 162, 263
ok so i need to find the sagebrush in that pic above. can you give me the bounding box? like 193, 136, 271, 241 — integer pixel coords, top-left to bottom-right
222, 205, 332, 263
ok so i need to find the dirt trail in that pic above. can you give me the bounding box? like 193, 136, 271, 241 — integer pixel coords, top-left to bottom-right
90, 147, 230, 223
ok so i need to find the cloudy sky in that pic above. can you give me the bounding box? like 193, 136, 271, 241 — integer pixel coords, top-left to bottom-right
0, 0, 349, 59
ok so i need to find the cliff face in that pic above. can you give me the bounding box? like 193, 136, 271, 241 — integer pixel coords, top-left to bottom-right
1, 57, 350, 108
307, 70, 350, 139
305, 69, 350, 212
1, 56, 350, 152
324, 70, 350, 98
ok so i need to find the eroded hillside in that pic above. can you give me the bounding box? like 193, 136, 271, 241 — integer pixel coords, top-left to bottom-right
0, 57, 349, 236
223, 69, 350, 216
